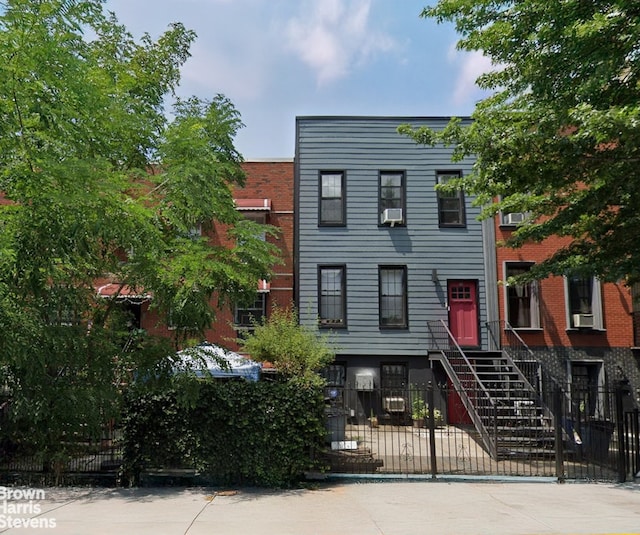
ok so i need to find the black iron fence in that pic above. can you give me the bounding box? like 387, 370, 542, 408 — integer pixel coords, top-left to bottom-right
2, 383, 638, 485
0, 417, 122, 486
321, 382, 640, 482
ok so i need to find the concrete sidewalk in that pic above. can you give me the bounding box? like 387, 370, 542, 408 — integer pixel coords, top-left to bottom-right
1, 479, 639, 535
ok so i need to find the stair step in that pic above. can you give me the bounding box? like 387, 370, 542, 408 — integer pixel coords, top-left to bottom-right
497, 447, 556, 459
497, 425, 553, 436
484, 415, 552, 422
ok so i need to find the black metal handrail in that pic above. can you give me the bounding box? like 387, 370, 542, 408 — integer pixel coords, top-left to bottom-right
427, 319, 498, 459
486, 320, 567, 410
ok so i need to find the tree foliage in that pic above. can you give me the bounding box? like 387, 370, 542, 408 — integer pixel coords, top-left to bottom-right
238, 307, 335, 385
122, 380, 326, 487
401, 0, 640, 283
0, 0, 279, 457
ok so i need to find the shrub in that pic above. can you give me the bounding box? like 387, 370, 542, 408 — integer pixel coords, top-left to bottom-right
122, 378, 326, 487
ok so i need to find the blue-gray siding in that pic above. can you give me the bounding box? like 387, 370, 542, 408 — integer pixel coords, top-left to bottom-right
295, 116, 491, 356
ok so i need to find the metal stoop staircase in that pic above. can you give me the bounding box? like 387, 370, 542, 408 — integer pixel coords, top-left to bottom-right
427, 319, 555, 460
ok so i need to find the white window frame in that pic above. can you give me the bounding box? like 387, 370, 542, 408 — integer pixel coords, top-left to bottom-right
504, 262, 540, 329
564, 275, 603, 330
234, 293, 267, 329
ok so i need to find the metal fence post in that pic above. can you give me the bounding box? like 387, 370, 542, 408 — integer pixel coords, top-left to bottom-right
615, 384, 627, 483
553, 388, 564, 482
427, 382, 438, 478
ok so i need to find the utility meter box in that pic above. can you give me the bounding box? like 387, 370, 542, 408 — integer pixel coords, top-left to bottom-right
355, 374, 374, 391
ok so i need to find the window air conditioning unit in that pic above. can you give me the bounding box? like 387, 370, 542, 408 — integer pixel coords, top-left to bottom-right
382, 208, 403, 226
382, 396, 406, 413
573, 313, 594, 328
505, 212, 525, 225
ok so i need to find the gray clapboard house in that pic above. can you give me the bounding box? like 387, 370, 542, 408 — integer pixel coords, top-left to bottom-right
295, 116, 500, 426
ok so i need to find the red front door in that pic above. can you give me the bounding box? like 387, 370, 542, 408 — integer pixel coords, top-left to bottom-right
448, 280, 479, 347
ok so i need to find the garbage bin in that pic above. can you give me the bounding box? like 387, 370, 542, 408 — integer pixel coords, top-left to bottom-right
582, 420, 615, 463
325, 408, 347, 443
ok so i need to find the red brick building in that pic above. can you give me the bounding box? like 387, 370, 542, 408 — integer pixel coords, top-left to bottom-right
495, 210, 640, 402
136, 159, 295, 353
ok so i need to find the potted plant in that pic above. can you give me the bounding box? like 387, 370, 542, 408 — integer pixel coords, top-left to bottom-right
369, 408, 379, 428
412, 396, 428, 427
429, 407, 444, 427
412, 395, 444, 428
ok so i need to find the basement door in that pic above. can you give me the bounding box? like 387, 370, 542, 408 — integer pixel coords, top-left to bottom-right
448, 280, 479, 347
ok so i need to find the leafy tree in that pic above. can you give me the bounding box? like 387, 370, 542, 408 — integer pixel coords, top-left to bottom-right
238, 307, 335, 385
0, 0, 279, 462
400, 1, 640, 283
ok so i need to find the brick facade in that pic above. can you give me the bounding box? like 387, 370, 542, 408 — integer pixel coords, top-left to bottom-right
141, 160, 295, 352
495, 219, 640, 399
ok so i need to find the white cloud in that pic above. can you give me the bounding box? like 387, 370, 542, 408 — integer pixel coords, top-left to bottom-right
448, 45, 494, 106
284, 0, 396, 86
181, 41, 270, 102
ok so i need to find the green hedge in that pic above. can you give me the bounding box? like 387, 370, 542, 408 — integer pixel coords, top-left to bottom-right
121, 379, 326, 487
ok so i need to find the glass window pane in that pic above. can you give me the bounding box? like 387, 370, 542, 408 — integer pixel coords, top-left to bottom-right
321, 199, 342, 223
506, 265, 534, 328
235, 294, 266, 327
320, 172, 344, 225
380, 268, 406, 326
322, 175, 342, 197
380, 173, 404, 215
569, 277, 593, 314
320, 267, 344, 324
437, 172, 464, 226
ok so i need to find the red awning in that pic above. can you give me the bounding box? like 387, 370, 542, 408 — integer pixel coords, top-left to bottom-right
96, 283, 151, 301
235, 198, 271, 211
257, 279, 271, 293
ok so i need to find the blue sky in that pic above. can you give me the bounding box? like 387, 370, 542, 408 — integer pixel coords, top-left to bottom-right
104, 0, 491, 159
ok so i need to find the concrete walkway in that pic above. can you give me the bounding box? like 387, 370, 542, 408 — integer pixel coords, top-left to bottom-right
1, 479, 639, 534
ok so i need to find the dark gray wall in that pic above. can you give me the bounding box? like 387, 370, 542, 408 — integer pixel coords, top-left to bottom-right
295, 116, 493, 357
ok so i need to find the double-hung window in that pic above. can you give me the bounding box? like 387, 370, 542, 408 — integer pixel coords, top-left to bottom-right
379, 171, 405, 226
319, 265, 346, 327
436, 171, 465, 227
379, 266, 407, 328
235, 293, 267, 331
319, 171, 345, 226
565, 275, 603, 329
505, 262, 540, 329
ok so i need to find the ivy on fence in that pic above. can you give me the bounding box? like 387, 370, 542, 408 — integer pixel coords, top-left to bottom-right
121, 378, 326, 487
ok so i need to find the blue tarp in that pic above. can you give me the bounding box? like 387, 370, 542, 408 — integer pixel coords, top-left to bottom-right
176, 343, 262, 382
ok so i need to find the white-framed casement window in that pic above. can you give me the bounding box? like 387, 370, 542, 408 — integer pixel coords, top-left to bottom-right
565, 275, 603, 330
319, 265, 346, 327
319, 171, 346, 226
504, 262, 540, 329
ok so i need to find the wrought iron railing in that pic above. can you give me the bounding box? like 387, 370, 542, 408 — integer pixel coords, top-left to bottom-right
427, 319, 498, 459
486, 320, 566, 408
